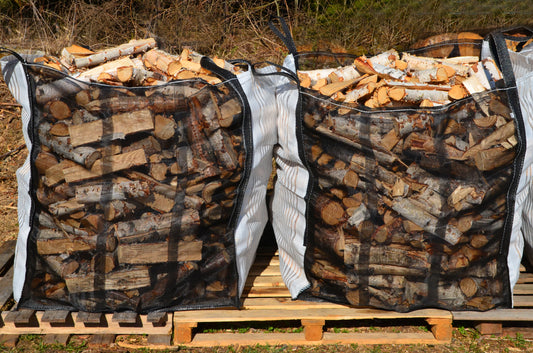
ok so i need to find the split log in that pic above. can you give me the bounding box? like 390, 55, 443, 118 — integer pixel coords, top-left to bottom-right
345, 242, 431, 269
142, 48, 182, 77
154, 114, 176, 140
64, 266, 151, 293
343, 82, 376, 103
114, 210, 200, 242
74, 179, 152, 203
137, 191, 176, 213
218, 98, 242, 128
43, 160, 78, 186
63, 149, 147, 183
186, 97, 220, 176
70, 38, 156, 68
35, 77, 90, 105
319, 77, 363, 96
90, 253, 116, 274
82, 94, 188, 114
68, 109, 154, 147
36, 229, 93, 255
117, 240, 203, 264
77, 57, 135, 82
48, 200, 85, 217
390, 197, 461, 245
401, 53, 471, 77
103, 200, 137, 221
208, 129, 240, 170
314, 196, 345, 226
200, 249, 231, 276
314, 225, 345, 258
39, 122, 102, 168
122, 135, 161, 156
116, 66, 165, 85
45, 255, 80, 277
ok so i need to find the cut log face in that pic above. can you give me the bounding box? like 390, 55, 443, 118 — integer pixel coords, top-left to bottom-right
26, 44, 247, 312
300, 49, 518, 312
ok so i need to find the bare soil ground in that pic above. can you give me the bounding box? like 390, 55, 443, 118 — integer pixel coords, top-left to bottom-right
0, 76, 26, 244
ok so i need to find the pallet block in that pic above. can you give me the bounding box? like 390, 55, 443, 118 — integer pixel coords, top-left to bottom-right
0, 311, 173, 336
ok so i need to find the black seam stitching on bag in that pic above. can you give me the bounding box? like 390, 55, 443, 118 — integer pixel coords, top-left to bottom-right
200, 56, 254, 310
489, 29, 529, 309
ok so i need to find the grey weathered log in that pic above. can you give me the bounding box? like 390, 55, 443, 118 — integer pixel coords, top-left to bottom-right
35, 77, 89, 105
390, 197, 461, 245
117, 240, 203, 264
39, 122, 101, 168
75, 179, 152, 203
114, 210, 200, 241
64, 266, 151, 294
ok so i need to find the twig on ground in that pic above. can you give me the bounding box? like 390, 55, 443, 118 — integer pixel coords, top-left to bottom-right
0, 143, 26, 159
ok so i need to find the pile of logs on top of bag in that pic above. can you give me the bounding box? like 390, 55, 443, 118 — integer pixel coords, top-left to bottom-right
298, 34, 521, 312
27, 38, 247, 311
295, 32, 511, 110
297, 48, 503, 109
34, 38, 241, 86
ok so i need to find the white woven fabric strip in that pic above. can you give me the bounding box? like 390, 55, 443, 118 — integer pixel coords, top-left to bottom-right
271, 55, 311, 297
1, 55, 35, 302
234, 67, 278, 296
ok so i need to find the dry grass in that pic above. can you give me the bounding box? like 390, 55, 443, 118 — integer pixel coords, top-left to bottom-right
0, 76, 25, 243
1, 0, 532, 59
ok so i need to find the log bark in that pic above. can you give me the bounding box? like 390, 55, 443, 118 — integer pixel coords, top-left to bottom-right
64, 266, 151, 293
68, 109, 154, 147
117, 241, 203, 264
82, 95, 188, 114
74, 179, 152, 203
71, 38, 156, 68
63, 149, 147, 183
36, 229, 94, 255
39, 122, 102, 168
315, 196, 345, 226
114, 210, 200, 242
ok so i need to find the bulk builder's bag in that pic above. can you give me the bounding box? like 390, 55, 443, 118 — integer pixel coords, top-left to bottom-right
0, 40, 277, 312
271, 22, 532, 312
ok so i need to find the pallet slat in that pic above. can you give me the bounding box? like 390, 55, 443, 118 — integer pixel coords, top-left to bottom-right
0, 267, 14, 308
179, 331, 443, 347
0, 240, 15, 273
173, 307, 451, 323
452, 309, 533, 321
513, 295, 533, 307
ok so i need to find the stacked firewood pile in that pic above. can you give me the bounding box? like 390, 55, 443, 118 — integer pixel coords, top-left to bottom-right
299, 44, 519, 311
25, 39, 247, 311
298, 47, 502, 108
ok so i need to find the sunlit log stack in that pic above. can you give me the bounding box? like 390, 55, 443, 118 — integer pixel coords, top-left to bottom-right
299, 44, 518, 311
26, 39, 245, 311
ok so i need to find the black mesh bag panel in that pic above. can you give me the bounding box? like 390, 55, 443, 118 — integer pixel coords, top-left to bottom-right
16, 59, 251, 313
294, 38, 525, 312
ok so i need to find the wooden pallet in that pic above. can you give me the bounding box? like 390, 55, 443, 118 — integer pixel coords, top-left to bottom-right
172, 250, 452, 346
0, 241, 532, 347
451, 263, 533, 337
0, 240, 173, 347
